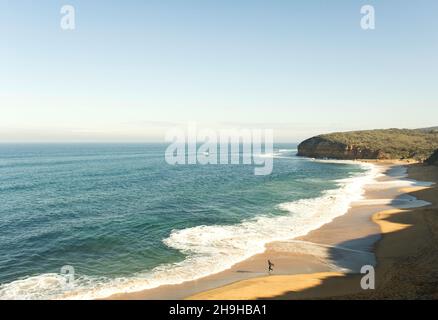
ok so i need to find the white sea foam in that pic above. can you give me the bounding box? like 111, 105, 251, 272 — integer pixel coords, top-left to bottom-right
255, 148, 296, 158
0, 161, 397, 300
256, 149, 299, 159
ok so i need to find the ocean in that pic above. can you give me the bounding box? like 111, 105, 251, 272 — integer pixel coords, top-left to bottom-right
0, 143, 375, 299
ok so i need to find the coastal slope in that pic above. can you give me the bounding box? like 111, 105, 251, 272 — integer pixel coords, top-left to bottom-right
297, 128, 438, 160
427, 149, 438, 165
188, 164, 438, 300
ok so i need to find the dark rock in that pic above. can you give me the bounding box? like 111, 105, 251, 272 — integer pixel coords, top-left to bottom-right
426, 150, 438, 165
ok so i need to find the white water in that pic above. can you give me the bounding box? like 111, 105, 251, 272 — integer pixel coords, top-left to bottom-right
0, 161, 390, 300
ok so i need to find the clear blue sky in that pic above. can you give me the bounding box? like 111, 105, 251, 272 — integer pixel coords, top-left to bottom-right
1, 0, 438, 142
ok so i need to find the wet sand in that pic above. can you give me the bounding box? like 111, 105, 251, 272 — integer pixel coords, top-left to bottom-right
109, 163, 432, 300
188, 164, 438, 300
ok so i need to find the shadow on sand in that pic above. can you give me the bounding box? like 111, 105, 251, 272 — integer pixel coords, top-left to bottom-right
255, 167, 438, 300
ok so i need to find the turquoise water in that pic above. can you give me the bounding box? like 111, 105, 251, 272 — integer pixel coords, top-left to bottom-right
0, 144, 369, 299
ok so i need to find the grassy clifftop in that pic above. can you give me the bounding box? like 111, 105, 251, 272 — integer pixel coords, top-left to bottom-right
297, 128, 438, 160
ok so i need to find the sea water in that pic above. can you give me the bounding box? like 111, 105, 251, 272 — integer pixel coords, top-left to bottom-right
0, 143, 376, 299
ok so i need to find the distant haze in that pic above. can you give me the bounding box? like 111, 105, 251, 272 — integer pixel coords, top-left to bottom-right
2, 1, 438, 143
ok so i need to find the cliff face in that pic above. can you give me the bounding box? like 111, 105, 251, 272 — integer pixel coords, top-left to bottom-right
297, 128, 438, 160
297, 136, 388, 160
427, 150, 438, 165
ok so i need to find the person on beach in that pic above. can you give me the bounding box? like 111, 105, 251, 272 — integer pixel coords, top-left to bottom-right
268, 260, 274, 273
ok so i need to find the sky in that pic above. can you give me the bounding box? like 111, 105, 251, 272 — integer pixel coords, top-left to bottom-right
1, 0, 438, 142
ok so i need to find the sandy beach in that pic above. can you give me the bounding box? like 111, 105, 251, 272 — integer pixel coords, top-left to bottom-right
187, 163, 438, 300
108, 162, 438, 300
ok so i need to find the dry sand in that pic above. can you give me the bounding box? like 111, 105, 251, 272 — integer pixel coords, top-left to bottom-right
187, 164, 438, 300
109, 162, 438, 300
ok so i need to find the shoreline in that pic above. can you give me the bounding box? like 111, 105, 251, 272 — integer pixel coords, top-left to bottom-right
1, 157, 383, 300
107, 160, 378, 300
187, 163, 438, 300
109, 161, 426, 300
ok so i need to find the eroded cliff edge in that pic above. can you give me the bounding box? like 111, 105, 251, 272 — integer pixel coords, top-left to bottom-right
297, 128, 438, 161
427, 149, 438, 165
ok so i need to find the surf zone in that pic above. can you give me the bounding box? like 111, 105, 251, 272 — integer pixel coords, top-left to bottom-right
165, 123, 274, 176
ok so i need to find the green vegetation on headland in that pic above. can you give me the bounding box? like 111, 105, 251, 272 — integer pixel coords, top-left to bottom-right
297, 128, 438, 161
